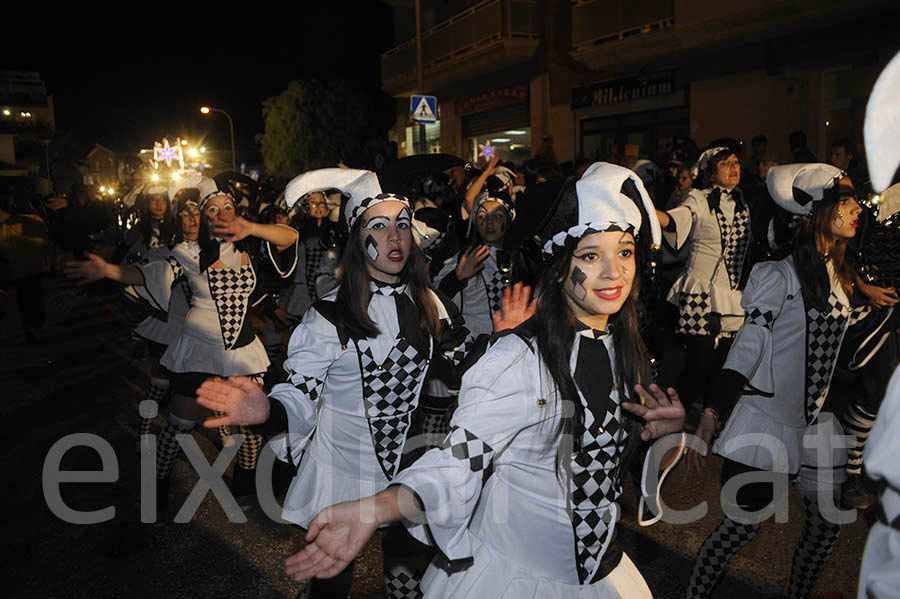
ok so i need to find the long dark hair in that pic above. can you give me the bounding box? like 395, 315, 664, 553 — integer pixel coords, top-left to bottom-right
135, 193, 177, 248
334, 218, 440, 340
534, 237, 650, 477
792, 185, 856, 310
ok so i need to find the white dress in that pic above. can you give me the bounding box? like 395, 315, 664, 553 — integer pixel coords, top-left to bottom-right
135, 234, 297, 376
434, 246, 510, 338
664, 187, 750, 336
857, 365, 900, 599
269, 281, 480, 528
391, 325, 676, 598
714, 257, 868, 483
122, 221, 175, 345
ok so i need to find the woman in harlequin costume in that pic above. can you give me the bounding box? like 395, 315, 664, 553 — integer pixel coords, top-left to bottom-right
251, 162, 688, 599
66, 182, 299, 514
195, 168, 517, 599
655, 146, 752, 408
684, 164, 872, 599
118, 184, 178, 446
421, 189, 524, 435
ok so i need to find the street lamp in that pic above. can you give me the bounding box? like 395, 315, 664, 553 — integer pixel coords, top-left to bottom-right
200, 106, 236, 170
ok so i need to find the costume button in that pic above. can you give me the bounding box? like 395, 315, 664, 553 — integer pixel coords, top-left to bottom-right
536, 398, 547, 407
377, 365, 383, 371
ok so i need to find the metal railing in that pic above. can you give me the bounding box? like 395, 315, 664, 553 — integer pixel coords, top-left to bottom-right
382, 0, 537, 85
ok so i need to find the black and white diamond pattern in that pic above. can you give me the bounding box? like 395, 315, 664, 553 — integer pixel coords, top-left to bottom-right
447, 332, 477, 367
570, 397, 627, 584
677, 292, 711, 335
360, 339, 429, 479
444, 426, 494, 472
304, 242, 327, 303
349, 192, 411, 228
715, 205, 750, 290
291, 374, 325, 402
384, 563, 422, 599
786, 496, 842, 599
484, 266, 507, 314
207, 264, 256, 349
685, 518, 761, 598
804, 292, 848, 424
745, 307, 775, 329
167, 256, 185, 280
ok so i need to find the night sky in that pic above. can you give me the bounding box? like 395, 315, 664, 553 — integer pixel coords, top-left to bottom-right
4, 5, 395, 165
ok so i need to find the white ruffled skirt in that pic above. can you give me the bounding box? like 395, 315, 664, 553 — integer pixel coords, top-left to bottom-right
421, 535, 651, 599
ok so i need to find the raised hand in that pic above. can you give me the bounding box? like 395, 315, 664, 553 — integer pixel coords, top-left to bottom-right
64, 253, 110, 284
284, 500, 381, 581
492, 282, 537, 332
455, 244, 490, 280
212, 215, 256, 243
622, 384, 686, 441
195, 376, 270, 427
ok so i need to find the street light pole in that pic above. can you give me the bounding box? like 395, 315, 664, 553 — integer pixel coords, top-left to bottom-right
200, 106, 237, 171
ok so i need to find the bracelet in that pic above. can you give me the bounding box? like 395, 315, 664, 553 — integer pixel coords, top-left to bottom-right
703, 407, 722, 430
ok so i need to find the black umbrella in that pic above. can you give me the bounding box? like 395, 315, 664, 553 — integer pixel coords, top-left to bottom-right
377, 154, 465, 195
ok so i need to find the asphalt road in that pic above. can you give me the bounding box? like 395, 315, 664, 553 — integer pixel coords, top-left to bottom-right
2, 273, 872, 598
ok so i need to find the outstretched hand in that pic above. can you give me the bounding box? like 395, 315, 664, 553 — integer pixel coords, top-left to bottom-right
456, 244, 490, 280
622, 384, 686, 441
492, 282, 537, 332
284, 500, 381, 581
212, 216, 256, 243
64, 253, 110, 284
195, 375, 269, 427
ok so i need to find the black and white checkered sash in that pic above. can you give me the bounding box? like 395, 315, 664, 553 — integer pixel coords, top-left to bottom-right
481, 249, 511, 315
303, 238, 328, 303
207, 263, 257, 349
570, 331, 628, 584
711, 188, 750, 290
804, 291, 850, 424
358, 281, 433, 480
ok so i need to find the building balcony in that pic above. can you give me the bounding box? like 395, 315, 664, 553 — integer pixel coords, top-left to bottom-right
381, 0, 538, 98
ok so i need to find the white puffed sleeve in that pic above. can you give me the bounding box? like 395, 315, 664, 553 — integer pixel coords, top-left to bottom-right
722, 261, 790, 396
663, 191, 707, 250
858, 367, 900, 599
268, 304, 340, 462
134, 256, 183, 312
392, 336, 546, 561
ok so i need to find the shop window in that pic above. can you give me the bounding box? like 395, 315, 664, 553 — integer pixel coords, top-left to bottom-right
464, 128, 532, 166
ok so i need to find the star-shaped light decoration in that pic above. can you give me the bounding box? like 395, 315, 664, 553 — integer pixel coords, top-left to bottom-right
478, 140, 495, 160
154, 138, 183, 168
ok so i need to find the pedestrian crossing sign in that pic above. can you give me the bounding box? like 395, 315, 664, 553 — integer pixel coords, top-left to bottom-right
410, 95, 438, 124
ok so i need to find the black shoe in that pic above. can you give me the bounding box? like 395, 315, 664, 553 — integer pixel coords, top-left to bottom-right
842, 474, 875, 510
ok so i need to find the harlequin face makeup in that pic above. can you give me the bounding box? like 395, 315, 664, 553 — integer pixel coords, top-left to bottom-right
359, 201, 413, 283
147, 194, 167, 220
475, 200, 509, 245
203, 194, 236, 229
179, 202, 200, 241
829, 176, 861, 240
563, 231, 636, 330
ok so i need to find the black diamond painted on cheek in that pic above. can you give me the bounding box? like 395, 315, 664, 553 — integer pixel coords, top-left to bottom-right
365, 235, 379, 261
571, 267, 588, 301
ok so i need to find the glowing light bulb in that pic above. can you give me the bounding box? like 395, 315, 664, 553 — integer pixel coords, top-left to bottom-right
151, 173, 160, 182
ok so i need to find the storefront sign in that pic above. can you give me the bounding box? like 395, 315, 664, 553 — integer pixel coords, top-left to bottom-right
572, 72, 675, 109
457, 83, 529, 116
